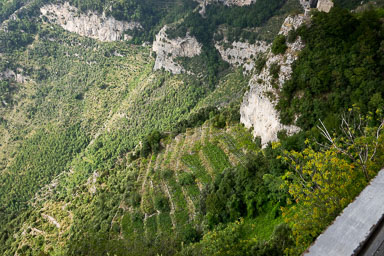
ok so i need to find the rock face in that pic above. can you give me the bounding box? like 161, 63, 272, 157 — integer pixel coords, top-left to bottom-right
300, 0, 333, 12
240, 14, 308, 145
0, 69, 29, 83
299, 0, 315, 11
195, 0, 256, 7
0, 0, 34, 31
215, 40, 269, 73
40, 2, 142, 42
152, 26, 202, 74
218, 0, 257, 6
317, 0, 334, 12
195, 0, 256, 15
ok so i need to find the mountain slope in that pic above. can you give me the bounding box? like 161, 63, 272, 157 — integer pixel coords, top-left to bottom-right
1, 0, 384, 255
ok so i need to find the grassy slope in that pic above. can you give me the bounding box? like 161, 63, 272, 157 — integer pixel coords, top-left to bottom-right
0, 0, 310, 253
7, 121, 280, 255
0, 15, 252, 254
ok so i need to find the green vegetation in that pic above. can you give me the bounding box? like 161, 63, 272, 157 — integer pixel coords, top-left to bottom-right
2, 1, 384, 256
168, 0, 286, 43
166, 0, 302, 84
0, 5, 253, 254
333, 0, 372, 9
0, 0, 24, 23
279, 109, 384, 254
277, 7, 384, 130
271, 34, 287, 55
67, 0, 198, 43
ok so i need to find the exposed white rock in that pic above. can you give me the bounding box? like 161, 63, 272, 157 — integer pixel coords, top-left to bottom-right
40, 2, 142, 42
300, 0, 318, 11
0, 0, 34, 31
279, 14, 308, 36
215, 40, 269, 73
240, 14, 309, 146
152, 26, 202, 74
317, 0, 334, 12
195, 0, 256, 7
87, 171, 100, 195
42, 214, 61, 229
218, 0, 257, 6
0, 69, 29, 83
300, 0, 334, 13
195, 0, 256, 15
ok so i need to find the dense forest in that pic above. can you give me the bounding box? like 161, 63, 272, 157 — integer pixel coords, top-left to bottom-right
1, 0, 384, 255
277, 7, 384, 130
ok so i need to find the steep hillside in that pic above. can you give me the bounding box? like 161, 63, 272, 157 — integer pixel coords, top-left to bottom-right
1, 0, 384, 255
6, 123, 265, 255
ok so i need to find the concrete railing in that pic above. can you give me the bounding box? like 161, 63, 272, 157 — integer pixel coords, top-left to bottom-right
305, 170, 384, 256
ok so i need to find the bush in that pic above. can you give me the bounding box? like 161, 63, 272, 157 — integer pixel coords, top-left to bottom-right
179, 172, 195, 186
287, 29, 297, 43
255, 55, 267, 74
277, 7, 384, 129
154, 195, 170, 212
269, 63, 280, 80
271, 35, 287, 55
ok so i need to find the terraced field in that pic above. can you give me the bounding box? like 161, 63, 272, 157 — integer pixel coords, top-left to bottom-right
119, 122, 259, 239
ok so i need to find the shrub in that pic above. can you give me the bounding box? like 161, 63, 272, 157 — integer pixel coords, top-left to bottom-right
271, 35, 287, 55
179, 172, 195, 186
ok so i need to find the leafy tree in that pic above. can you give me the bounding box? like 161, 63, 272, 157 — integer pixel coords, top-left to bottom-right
278, 110, 384, 254
277, 7, 384, 129
279, 143, 363, 254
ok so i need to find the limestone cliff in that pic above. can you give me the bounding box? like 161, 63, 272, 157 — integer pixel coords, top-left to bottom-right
195, 0, 257, 15
218, 0, 257, 6
317, 0, 334, 12
300, 0, 319, 10
152, 26, 202, 74
40, 2, 142, 42
195, 0, 256, 7
239, 0, 334, 146
240, 14, 307, 145
215, 40, 269, 73
300, 0, 334, 12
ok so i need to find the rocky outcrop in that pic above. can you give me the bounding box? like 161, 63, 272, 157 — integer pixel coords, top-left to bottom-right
40, 2, 142, 42
317, 0, 334, 12
0, 0, 34, 32
218, 0, 257, 6
300, 0, 333, 13
195, 0, 256, 7
152, 26, 202, 74
240, 14, 308, 146
215, 40, 269, 73
300, 0, 319, 10
0, 69, 29, 83
195, 0, 256, 15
